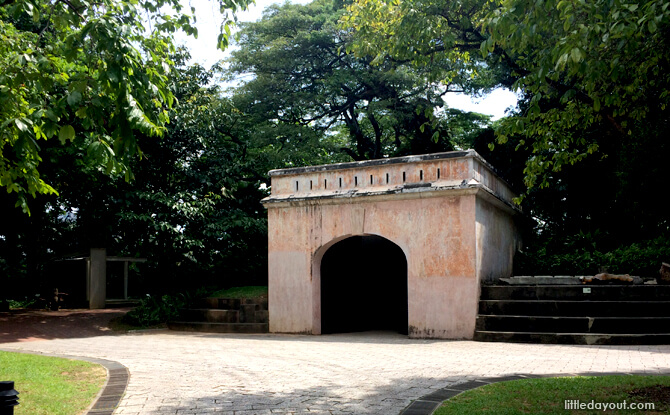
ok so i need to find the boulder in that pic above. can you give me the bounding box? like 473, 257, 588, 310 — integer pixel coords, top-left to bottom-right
580, 273, 643, 284
658, 263, 670, 285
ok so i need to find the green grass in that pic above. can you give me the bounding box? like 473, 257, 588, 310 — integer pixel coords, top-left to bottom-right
208, 286, 268, 299
435, 375, 670, 414
0, 351, 106, 415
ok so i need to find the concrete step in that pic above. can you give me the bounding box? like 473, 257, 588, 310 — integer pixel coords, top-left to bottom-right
481, 285, 670, 301
197, 297, 269, 310
479, 300, 670, 317
179, 308, 268, 324
167, 321, 269, 334
105, 299, 141, 308
476, 315, 670, 334
180, 309, 240, 323
474, 331, 670, 345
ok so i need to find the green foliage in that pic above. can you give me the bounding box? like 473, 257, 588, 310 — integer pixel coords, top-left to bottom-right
7, 296, 36, 309
343, 0, 670, 196
122, 288, 209, 327
229, 0, 487, 162
515, 236, 670, 277
485, 0, 670, 193
343, 0, 497, 88
209, 285, 268, 299
122, 295, 181, 327
0, 55, 273, 300
0, 0, 251, 214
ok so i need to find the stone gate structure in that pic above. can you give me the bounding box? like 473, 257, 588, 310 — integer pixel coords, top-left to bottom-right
262, 150, 520, 339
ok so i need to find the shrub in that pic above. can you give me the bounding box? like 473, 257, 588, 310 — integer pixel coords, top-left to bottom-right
515, 236, 670, 277
122, 288, 210, 327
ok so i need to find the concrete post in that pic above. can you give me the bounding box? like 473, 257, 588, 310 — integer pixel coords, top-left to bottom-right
123, 261, 129, 300
89, 248, 106, 309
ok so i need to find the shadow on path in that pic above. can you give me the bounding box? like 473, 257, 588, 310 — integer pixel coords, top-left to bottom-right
0, 308, 131, 343
150, 370, 670, 415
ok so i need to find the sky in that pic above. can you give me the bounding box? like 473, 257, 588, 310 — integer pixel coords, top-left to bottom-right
176, 0, 518, 120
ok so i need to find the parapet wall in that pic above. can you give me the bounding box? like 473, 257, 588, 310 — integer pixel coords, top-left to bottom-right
264, 150, 516, 209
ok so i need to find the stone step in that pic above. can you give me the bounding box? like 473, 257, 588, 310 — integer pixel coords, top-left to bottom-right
179, 308, 269, 324
167, 321, 269, 334
476, 315, 670, 334
481, 285, 670, 301
180, 309, 239, 323
198, 297, 269, 310
105, 299, 141, 308
479, 300, 670, 317
473, 330, 670, 345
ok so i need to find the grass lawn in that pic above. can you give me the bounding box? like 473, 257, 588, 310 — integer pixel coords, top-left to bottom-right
208, 286, 268, 299
435, 375, 670, 414
0, 351, 106, 415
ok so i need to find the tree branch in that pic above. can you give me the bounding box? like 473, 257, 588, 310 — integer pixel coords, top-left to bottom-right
56, 0, 86, 19
366, 110, 383, 159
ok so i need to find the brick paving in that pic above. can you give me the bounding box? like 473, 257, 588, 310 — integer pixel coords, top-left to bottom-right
1, 323, 670, 415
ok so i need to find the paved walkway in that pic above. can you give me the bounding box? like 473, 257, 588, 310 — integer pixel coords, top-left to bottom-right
1, 321, 670, 415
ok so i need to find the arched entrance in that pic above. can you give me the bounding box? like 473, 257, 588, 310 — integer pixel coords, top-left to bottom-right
320, 235, 408, 334
263, 150, 520, 338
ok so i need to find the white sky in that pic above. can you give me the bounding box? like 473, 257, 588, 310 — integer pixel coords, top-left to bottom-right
176, 0, 518, 120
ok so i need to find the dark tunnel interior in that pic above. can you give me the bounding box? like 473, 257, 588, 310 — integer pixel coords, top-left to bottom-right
320, 235, 408, 334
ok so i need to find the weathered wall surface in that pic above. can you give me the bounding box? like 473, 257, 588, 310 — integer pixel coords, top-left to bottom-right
267, 207, 314, 333
264, 150, 519, 339
475, 197, 518, 283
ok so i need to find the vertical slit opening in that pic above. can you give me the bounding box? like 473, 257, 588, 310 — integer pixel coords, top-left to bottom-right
437, 168, 441, 179
370, 175, 373, 185
310, 180, 313, 190
324, 179, 327, 189
354, 176, 358, 186
420, 170, 424, 181
402, 172, 406, 182
339, 177, 342, 188
295, 181, 299, 191
386, 173, 389, 184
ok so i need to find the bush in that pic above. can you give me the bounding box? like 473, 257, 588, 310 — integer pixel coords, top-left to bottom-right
515, 236, 670, 277
8, 297, 36, 309
122, 288, 210, 327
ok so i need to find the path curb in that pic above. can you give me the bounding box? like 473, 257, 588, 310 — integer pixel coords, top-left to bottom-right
0, 349, 128, 415
400, 371, 670, 415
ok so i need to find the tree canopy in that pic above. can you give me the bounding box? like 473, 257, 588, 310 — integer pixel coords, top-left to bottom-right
343, 0, 670, 191
228, 0, 492, 161
0, 0, 251, 213
1, 55, 271, 296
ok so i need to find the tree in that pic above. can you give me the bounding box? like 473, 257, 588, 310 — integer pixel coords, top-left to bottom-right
228, 0, 489, 162
483, 0, 670, 190
343, 0, 670, 191
0, 55, 273, 296
0, 0, 251, 213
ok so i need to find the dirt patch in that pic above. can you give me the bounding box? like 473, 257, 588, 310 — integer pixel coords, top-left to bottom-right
0, 308, 132, 343
628, 385, 670, 411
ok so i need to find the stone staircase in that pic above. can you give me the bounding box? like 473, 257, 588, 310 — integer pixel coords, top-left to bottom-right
474, 285, 670, 344
168, 297, 269, 333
